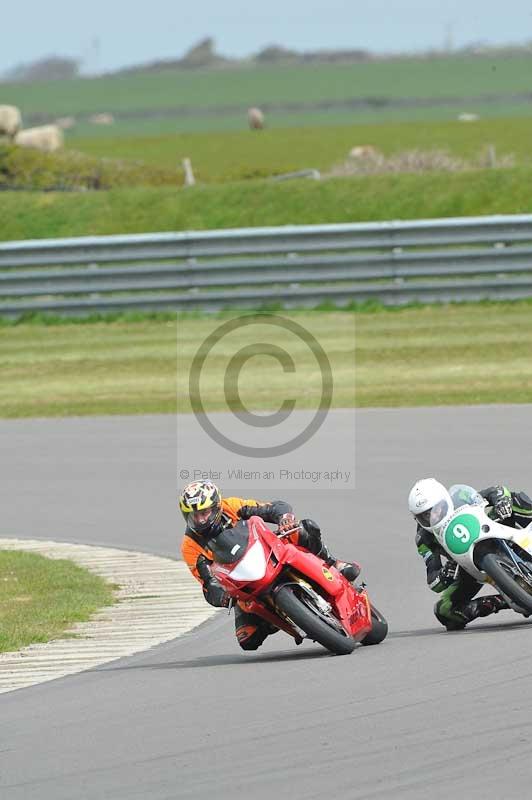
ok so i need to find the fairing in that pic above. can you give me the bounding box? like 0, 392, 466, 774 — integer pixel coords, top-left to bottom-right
210, 514, 373, 642
229, 539, 268, 581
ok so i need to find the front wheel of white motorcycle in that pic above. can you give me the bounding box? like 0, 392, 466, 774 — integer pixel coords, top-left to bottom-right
275, 585, 355, 655
479, 551, 532, 614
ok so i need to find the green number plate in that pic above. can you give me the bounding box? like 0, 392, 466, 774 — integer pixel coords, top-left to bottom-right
444, 513, 481, 555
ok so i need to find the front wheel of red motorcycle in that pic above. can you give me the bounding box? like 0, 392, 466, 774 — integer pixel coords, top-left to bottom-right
275, 584, 355, 655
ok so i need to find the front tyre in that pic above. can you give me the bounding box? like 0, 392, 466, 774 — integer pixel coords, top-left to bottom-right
479, 552, 532, 614
275, 585, 355, 655
361, 604, 388, 646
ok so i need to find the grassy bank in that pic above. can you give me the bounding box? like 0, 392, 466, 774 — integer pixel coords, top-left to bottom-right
1, 304, 532, 418
0, 550, 115, 653
2, 165, 532, 240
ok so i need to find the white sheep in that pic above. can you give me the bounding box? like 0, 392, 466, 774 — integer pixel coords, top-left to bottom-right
349, 145, 380, 159
0, 105, 22, 138
55, 116, 76, 130
89, 112, 115, 125
14, 124, 64, 153
248, 107, 265, 130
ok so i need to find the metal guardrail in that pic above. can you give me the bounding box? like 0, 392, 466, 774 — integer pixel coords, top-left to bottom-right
1, 214, 532, 315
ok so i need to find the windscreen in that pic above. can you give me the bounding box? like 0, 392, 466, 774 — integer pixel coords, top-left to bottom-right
209, 521, 250, 564
449, 484, 484, 511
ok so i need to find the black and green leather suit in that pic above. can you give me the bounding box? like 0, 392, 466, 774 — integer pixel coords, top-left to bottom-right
416, 485, 532, 630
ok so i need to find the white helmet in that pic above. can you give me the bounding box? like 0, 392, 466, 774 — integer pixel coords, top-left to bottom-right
408, 478, 453, 533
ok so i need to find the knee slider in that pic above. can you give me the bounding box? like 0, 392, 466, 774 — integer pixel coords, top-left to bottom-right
236, 625, 266, 651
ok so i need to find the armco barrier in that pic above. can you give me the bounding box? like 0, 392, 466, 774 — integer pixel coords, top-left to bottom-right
1, 214, 532, 315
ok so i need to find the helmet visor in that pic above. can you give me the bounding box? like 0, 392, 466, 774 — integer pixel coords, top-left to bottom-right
415, 498, 451, 530
186, 503, 222, 534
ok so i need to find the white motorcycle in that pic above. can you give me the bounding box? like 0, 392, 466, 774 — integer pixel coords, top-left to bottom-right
431, 484, 532, 616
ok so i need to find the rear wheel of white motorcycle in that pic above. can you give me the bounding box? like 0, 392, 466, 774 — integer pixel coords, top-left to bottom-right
361, 605, 388, 646
479, 552, 532, 614
275, 585, 355, 655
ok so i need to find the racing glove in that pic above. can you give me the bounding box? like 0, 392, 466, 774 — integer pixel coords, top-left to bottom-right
196, 554, 230, 608
277, 512, 300, 535
492, 491, 512, 520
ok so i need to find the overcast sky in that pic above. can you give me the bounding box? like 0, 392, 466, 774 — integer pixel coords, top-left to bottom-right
3, 0, 532, 75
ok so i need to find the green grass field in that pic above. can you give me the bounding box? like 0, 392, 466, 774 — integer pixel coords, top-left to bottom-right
68, 117, 531, 181
1, 305, 532, 419
0, 550, 115, 653
3, 53, 532, 134
56, 102, 532, 139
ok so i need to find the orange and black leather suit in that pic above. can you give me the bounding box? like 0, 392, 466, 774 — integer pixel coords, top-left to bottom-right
181, 496, 305, 650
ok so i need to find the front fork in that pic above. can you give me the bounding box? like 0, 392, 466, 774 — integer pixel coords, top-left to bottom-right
500, 540, 532, 580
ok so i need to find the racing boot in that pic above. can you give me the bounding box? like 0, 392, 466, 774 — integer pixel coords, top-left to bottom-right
462, 594, 508, 621
322, 550, 361, 582
330, 559, 361, 582
435, 592, 508, 631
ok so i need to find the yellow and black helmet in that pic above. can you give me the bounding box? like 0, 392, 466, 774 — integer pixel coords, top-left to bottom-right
179, 480, 223, 536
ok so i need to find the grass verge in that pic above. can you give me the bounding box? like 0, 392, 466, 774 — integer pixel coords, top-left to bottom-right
2, 165, 532, 240
0, 550, 116, 653
1, 303, 532, 418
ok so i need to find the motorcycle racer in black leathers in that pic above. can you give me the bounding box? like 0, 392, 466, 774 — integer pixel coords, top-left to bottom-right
410, 480, 532, 630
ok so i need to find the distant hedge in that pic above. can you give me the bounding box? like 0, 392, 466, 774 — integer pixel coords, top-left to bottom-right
0, 144, 183, 190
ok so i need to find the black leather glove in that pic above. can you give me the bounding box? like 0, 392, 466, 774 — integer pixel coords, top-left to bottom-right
439, 560, 458, 588
196, 554, 213, 583
493, 493, 512, 520
196, 554, 230, 608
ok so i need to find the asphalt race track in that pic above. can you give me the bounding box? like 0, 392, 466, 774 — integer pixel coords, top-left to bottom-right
1, 406, 532, 799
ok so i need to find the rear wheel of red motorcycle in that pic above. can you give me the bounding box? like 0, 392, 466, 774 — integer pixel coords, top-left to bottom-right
361, 605, 388, 646
275, 585, 355, 655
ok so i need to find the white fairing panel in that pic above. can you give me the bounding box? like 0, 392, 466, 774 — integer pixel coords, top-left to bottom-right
229, 540, 267, 581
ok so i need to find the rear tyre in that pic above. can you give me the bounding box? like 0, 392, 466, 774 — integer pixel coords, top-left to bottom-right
361, 604, 388, 646
479, 551, 532, 614
275, 584, 355, 655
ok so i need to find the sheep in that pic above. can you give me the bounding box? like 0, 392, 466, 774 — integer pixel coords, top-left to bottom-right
458, 113, 479, 122
248, 107, 265, 130
0, 105, 22, 138
89, 112, 115, 125
349, 145, 380, 159
55, 116, 76, 130
14, 124, 64, 153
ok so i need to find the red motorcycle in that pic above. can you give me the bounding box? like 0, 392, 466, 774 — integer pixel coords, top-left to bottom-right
208, 515, 388, 656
